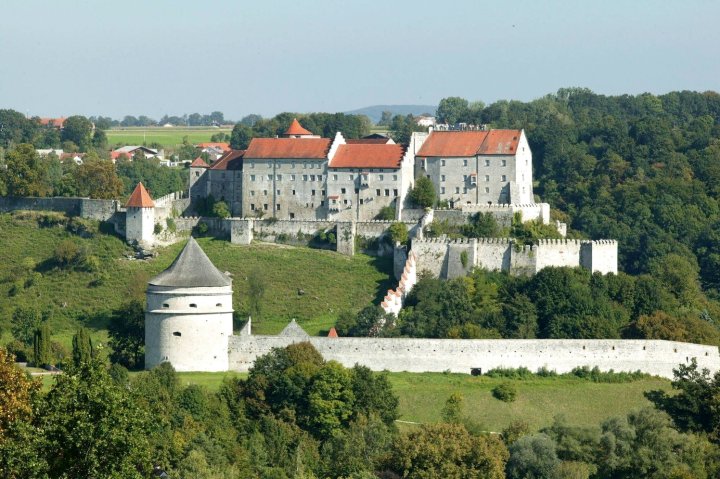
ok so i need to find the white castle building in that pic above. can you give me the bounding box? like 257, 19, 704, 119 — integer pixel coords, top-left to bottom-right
145, 239, 720, 378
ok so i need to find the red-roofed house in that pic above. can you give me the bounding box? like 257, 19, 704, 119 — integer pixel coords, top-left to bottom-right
38, 117, 67, 129
414, 129, 532, 205
326, 143, 414, 220
195, 142, 231, 161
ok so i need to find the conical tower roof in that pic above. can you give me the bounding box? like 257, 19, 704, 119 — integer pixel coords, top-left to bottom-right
149, 237, 231, 288
284, 118, 313, 136
126, 182, 154, 208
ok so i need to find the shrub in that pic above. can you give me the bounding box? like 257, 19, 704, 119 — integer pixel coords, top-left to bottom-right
375, 206, 396, 220
492, 382, 517, 402
388, 222, 409, 245
166, 217, 176, 233
194, 222, 209, 236
485, 367, 534, 380
5, 339, 30, 362
212, 200, 230, 218
53, 239, 81, 268
409, 176, 436, 208
153, 223, 163, 234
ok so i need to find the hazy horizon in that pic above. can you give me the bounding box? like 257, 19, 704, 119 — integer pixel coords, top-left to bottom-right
2, 0, 718, 120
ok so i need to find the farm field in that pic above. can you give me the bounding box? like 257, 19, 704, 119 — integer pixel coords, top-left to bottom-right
106, 127, 233, 149
0, 212, 393, 350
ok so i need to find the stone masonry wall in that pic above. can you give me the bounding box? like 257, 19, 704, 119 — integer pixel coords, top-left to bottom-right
227, 334, 720, 379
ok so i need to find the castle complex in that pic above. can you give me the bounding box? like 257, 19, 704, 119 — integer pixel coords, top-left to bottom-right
189, 119, 536, 221
144, 238, 720, 379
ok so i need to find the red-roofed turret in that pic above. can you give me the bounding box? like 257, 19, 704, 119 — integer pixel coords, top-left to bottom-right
126, 182, 155, 208
283, 118, 314, 138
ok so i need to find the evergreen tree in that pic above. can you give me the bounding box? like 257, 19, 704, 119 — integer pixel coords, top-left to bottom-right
32, 323, 51, 368
71, 327, 93, 366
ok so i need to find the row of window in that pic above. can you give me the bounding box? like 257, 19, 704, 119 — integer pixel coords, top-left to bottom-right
441, 174, 507, 182
249, 174, 324, 182
251, 189, 325, 196
330, 174, 398, 181
440, 159, 508, 167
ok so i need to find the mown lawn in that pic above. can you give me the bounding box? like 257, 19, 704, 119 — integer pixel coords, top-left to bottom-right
106, 127, 232, 149
0, 213, 392, 349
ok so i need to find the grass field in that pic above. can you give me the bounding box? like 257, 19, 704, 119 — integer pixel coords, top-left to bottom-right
106, 127, 233, 149
34, 369, 670, 432
0, 212, 392, 349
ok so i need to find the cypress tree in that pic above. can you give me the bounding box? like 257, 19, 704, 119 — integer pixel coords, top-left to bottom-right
33, 323, 51, 367
72, 327, 93, 366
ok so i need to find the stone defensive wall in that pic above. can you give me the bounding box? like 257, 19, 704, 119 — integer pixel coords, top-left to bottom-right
433, 203, 551, 227
411, 237, 618, 278
227, 334, 720, 379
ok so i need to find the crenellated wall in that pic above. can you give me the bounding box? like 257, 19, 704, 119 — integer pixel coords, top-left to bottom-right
409, 237, 618, 278
227, 332, 720, 379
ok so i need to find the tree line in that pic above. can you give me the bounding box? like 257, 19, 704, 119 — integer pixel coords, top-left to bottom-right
3, 340, 720, 478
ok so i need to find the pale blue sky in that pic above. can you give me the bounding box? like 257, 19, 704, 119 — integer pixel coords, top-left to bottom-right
1, 0, 718, 120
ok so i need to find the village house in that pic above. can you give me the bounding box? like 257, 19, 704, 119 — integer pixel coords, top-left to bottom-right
110, 145, 163, 163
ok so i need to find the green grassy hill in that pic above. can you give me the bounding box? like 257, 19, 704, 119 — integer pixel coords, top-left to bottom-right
0, 212, 393, 349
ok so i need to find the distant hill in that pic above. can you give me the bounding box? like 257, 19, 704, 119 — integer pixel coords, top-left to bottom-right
345, 105, 437, 124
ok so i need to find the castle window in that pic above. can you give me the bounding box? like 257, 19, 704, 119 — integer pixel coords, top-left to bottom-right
250, 175, 256, 181
485, 187, 489, 193
393, 174, 397, 181
266, 174, 272, 181
501, 175, 507, 182
263, 190, 267, 196
173, 332, 181, 337
349, 174, 354, 180
291, 161, 295, 168
318, 175, 323, 181
251, 204, 256, 211
441, 175, 446, 182
441, 187, 445, 194
290, 174, 296, 181
455, 187, 460, 194
189, 304, 197, 308
311, 175, 316, 181
341, 188, 346, 194
463, 187, 467, 194
322, 189, 325, 195
441, 159, 445, 166
501, 159, 507, 167
333, 174, 338, 181
303, 175, 308, 181
289, 212, 295, 219
463, 159, 468, 166
379, 174, 384, 181
276, 203, 280, 210
292, 190, 296, 195
393, 189, 398, 196
359, 199, 364, 205
250, 190, 255, 196
485, 159, 490, 166
276, 189, 281, 196
263, 204, 268, 210
277, 174, 282, 181
376, 189, 381, 196
162, 303, 169, 308
311, 190, 316, 196
384, 189, 390, 196
216, 303, 222, 307
250, 161, 255, 168
195, 171, 199, 177
485, 175, 490, 182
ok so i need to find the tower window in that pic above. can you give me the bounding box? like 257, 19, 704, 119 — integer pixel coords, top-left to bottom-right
173, 331, 181, 337
189, 303, 197, 308
216, 303, 222, 307
162, 303, 169, 308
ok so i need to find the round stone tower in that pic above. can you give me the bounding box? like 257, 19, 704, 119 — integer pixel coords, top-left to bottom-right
144, 237, 233, 371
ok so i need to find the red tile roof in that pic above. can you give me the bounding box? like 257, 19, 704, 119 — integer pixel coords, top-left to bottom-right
416, 131, 489, 157
210, 149, 245, 170
476, 129, 521, 155
38, 117, 66, 128
196, 142, 230, 151
346, 138, 393, 144
284, 118, 313, 136
417, 129, 522, 157
330, 144, 405, 169
126, 182, 154, 208
190, 157, 210, 168
244, 138, 331, 159
328, 327, 339, 338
